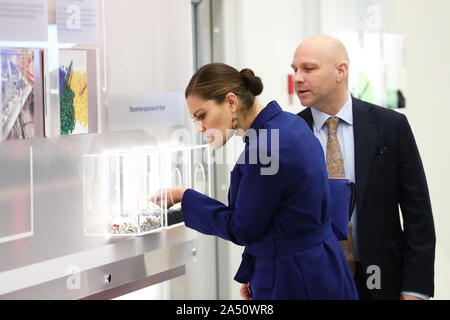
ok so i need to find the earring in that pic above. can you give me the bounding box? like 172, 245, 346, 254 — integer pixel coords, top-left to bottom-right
232, 115, 238, 134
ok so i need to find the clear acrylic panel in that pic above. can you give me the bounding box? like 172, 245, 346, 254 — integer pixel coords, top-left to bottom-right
83, 144, 210, 236
163, 147, 190, 228
192, 145, 211, 197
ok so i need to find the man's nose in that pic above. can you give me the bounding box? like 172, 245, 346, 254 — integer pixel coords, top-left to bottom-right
294, 71, 305, 84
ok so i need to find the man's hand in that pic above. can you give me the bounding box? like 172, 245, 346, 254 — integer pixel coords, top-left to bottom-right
240, 282, 252, 300
401, 294, 423, 300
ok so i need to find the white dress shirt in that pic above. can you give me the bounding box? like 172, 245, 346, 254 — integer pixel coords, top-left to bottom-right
310, 92, 429, 300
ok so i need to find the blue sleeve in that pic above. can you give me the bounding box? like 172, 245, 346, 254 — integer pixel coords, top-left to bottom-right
181, 160, 285, 246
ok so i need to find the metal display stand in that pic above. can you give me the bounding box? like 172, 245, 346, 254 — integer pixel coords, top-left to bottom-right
0, 130, 210, 299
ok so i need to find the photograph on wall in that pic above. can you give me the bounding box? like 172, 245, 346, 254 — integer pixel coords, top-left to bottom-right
59, 49, 89, 135
0, 48, 44, 142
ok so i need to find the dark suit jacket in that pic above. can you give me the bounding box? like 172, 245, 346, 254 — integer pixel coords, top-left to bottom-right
298, 97, 436, 300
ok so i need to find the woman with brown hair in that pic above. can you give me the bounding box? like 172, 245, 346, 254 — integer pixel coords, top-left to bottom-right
152, 62, 358, 300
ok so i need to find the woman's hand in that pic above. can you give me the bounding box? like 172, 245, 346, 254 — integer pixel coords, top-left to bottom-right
149, 187, 187, 209
240, 282, 252, 300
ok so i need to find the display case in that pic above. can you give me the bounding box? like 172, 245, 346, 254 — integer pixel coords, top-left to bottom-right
83, 144, 211, 236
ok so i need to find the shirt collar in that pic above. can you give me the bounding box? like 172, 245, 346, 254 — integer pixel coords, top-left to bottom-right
311, 92, 353, 131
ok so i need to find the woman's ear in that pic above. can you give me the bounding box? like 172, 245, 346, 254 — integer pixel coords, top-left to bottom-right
225, 92, 238, 113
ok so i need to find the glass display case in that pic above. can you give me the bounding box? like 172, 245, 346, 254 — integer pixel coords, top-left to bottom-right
83, 144, 210, 236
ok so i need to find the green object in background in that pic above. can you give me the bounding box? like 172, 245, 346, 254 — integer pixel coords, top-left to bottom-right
386, 89, 397, 110
60, 61, 76, 135
356, 69, 374, 104
352, 69, 406, 110
60, 87, 75, 135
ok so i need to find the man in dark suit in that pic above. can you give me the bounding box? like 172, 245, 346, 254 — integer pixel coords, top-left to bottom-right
292, 35, 436, 300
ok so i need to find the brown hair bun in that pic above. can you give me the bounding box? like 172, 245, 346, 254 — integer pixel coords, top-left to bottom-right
240, 68, 263, 97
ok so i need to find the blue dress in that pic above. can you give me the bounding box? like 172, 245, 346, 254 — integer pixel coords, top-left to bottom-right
181, 101, 358, 300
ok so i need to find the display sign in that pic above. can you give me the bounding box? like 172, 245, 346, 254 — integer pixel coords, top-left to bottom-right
0, 0, 48, 41
107, 93, 185, 132
56, 0, 98, 44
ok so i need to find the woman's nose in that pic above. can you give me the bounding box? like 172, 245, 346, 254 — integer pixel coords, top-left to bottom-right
195, 120, 204, 133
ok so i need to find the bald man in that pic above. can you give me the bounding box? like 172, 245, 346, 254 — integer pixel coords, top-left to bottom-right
293, 35, 435, 300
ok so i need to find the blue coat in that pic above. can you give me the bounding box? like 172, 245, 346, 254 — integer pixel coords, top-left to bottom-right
181, 101, 358, 300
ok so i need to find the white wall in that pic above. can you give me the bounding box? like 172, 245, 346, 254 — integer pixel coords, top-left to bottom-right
221, 0, 305, 114
104, 0, 193, 95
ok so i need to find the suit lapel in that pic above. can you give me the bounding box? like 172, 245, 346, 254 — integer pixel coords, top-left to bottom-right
299, 108, 314, 130
352, 97, 378, 215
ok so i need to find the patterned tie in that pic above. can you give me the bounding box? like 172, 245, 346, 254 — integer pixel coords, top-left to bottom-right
325, 117, 356, 276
